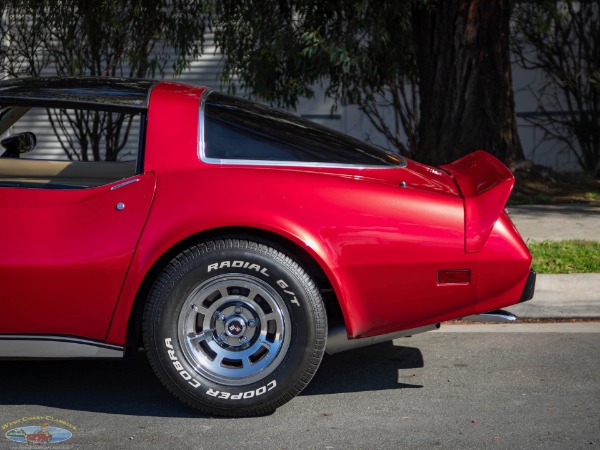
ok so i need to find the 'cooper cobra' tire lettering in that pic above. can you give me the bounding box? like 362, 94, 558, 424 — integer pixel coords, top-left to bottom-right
206, 388, 219, 397
164, 337, 201, 388
203, 380, 277, 400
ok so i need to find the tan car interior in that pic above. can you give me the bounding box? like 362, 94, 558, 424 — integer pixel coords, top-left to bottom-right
0, 105, 139, 188
0, 158, 137, 188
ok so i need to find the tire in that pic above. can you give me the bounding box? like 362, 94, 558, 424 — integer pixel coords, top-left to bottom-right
143, 238, 327, 416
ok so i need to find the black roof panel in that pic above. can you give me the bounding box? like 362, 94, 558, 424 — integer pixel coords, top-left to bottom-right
0, 77, 156, 111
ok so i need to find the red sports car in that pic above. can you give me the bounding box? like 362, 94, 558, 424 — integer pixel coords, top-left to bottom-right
0, 78, 534, 416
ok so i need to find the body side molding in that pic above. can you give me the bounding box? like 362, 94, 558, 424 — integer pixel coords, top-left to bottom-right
0, 335, 124, 359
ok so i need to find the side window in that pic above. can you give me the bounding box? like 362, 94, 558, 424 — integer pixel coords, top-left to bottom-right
203, 92, 404, 166
204, 113, 307, 161
0, 105, 142, 189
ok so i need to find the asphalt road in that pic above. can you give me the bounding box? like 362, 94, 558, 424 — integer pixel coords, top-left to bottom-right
1, 323, 599, 449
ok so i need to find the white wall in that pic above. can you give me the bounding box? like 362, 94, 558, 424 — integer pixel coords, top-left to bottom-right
511, 63, 581, 172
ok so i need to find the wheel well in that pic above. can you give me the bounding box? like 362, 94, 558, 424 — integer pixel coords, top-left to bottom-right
125, 227, 345, 353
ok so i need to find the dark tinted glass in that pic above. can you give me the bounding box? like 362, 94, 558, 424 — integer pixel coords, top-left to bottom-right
0, 77, 153, 111
203, 93, 404, 166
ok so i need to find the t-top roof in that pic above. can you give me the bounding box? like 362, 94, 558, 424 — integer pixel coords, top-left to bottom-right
0, 77, 157, 112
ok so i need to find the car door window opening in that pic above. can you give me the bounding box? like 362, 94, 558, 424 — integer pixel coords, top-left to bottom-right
0, 105, 142, 189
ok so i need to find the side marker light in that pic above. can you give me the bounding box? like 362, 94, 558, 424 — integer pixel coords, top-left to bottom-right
437, 270, 470, 285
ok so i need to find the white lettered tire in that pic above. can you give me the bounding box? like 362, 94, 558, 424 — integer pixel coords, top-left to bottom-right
143, 238, 327, 416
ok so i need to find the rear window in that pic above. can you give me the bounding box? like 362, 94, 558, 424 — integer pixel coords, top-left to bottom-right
201, 92, 404, 167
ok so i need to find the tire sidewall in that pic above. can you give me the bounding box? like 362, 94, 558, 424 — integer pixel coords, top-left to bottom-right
147, 241, 320, 412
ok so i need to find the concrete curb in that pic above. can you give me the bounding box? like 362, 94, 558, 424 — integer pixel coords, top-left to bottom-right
502, 205, 600, 319
507, 273, 600, 318
440, 323, 600, 332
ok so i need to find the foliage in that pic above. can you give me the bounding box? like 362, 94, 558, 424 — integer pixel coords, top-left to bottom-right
592, 71, 600, 88
509, 160, 600, 205
213, 0, 523, 165
0, 0, 209, 161
512, 0, 600, 177
528, 240, 600, 274
212, 0, 426, 157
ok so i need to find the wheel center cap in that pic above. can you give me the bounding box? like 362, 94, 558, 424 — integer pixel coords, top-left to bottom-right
225, 316, 247, 337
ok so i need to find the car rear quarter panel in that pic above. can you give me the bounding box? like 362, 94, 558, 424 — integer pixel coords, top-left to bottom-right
108, 164, 477, 343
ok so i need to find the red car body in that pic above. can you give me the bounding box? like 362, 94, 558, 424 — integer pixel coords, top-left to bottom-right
26, 432, 52, 444
0, 78, 534, 415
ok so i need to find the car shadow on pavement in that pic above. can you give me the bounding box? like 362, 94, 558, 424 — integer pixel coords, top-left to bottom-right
0, 342, 423, 417
302, 341, 424, 396
0, 351, 202, 418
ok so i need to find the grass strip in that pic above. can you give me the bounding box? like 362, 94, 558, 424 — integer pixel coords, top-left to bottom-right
528, 239, 600, 274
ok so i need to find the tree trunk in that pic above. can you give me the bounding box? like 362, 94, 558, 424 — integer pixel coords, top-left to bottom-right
414, 0, 523, 166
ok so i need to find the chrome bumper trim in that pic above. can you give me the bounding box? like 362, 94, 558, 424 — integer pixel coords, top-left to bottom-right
326, 323, 440, 355
459, 309, 518, 323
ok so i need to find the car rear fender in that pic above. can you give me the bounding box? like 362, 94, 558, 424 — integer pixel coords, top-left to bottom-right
440, 151, 514, 253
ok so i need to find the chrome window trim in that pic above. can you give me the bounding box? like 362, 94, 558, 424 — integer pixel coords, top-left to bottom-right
197, 90, 407, 170
197, 87, 211, 163
110, 177, 140, 190
0, 335, 124, 359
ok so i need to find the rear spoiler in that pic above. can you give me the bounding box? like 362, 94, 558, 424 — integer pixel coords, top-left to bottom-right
440, 151, 514, 253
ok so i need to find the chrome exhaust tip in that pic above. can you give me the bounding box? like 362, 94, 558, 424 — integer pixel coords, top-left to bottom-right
458, 309, 517, 323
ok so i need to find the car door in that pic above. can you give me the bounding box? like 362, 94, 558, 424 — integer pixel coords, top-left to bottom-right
0, 173, 156, 340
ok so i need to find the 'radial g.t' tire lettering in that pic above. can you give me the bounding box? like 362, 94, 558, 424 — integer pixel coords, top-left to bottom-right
143, 238, 327, 416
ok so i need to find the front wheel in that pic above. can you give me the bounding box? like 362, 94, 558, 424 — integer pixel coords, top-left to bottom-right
143, 239, 327, 416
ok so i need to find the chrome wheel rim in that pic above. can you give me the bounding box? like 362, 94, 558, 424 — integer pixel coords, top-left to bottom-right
177, 274, 291, 386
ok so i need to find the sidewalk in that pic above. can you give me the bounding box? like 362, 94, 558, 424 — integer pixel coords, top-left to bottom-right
507, 204, 600, 242
504, 204, 600, 319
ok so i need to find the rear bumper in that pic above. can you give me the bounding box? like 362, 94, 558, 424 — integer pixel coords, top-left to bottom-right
461, 270, 536, 323
519, 269, 536, 303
